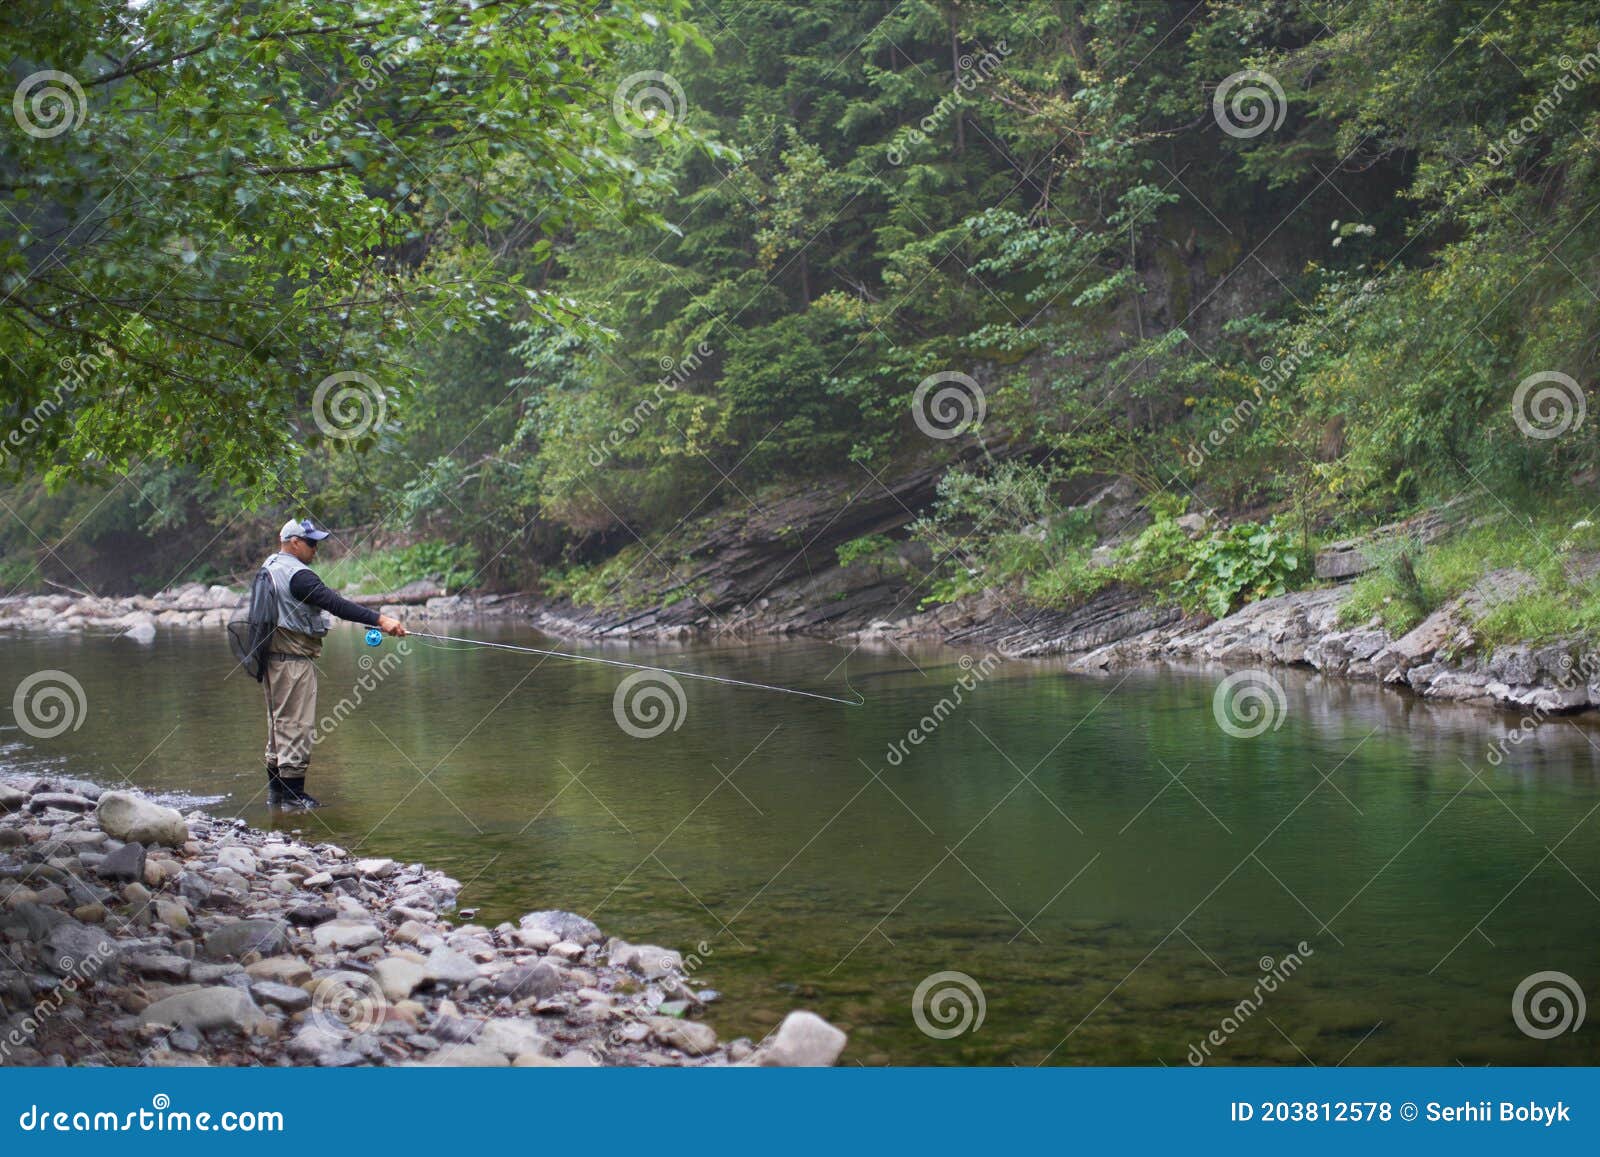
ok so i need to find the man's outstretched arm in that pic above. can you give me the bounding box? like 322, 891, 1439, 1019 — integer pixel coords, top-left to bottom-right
287, 570, 407, 635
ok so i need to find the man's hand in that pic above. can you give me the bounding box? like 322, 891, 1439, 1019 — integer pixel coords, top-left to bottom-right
377, 614, 408, 638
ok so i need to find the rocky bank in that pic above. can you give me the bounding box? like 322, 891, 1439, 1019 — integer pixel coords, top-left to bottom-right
0, 774, 846, 1068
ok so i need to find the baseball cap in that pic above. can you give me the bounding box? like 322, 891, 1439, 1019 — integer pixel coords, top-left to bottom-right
279, 517, 331, 542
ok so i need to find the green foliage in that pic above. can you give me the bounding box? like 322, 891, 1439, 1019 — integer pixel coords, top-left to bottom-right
317, 540, 481, 594
1340, 512, 1600, 645
0, 0, 704, 498
836, 534, 897, 569
1178, 523, 1304, 619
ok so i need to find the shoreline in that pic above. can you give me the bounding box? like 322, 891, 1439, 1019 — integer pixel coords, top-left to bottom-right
6, 571, 1596, 727
0, 772, 845, 1068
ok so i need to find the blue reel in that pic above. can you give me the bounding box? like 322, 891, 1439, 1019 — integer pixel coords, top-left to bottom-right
364, 628, 383, 647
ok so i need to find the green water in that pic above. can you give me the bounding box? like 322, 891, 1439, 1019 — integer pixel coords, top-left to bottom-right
3, 624, 1599, 1066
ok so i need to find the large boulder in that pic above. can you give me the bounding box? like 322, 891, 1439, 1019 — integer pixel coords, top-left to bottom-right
96, 792, 188, 847
490, 961, 563, 1001
751, 1011, 848, 1067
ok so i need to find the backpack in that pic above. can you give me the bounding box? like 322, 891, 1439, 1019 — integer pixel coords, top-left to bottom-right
225, 567, 278, 682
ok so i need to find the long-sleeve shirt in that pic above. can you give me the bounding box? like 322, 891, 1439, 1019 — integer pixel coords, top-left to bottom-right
288, 568, 381, 627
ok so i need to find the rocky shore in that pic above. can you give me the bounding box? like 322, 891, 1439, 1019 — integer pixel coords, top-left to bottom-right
0, 583, 531, 642
0, 775, 846, 1068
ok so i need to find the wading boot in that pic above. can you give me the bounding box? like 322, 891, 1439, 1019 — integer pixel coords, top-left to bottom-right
266, 764, 287, 807
275, 775, 321, 809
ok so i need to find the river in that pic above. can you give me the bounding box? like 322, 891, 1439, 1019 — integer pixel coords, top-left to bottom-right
3, 624, 1598, 1065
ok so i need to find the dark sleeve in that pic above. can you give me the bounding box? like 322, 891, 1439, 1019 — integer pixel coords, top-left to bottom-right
288, 568, 382, 627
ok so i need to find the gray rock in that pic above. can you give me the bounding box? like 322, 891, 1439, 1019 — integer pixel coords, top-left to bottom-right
477, 1018, 553, 1059
648, 1015, 717, 1056
95, 791, 188, 847
286, 903, 336, 927
188, 961, 245, 983
43, 921, 117, 977
205, 918, 291, 960
607, 938, 683, 980
140, 986, 267, 1033
126, 953, 189, 982
0, 785, 27, 813
424, 946, 479, 987
27, 792, 95, 814
752, 1011, 848, 1067
96, 841, 146, 882
312, 920, 382, 951
519, 909, 603, 946
250, 981, 312, 1012
373, 956, 427, 1002
491, 961, 563, 1001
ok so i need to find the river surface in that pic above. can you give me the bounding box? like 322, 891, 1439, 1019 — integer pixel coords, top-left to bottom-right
3, 624, 1598, 1065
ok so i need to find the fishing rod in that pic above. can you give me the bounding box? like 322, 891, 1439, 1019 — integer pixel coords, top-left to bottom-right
365, 627, 864, 707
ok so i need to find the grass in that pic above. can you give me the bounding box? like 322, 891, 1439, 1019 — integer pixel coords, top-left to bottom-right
1337, 508, 1600, 646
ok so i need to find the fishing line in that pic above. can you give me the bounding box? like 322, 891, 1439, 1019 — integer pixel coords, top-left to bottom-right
380, 629, 865, 707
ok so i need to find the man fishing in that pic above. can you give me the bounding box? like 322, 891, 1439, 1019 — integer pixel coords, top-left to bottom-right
256, 518, 407, 808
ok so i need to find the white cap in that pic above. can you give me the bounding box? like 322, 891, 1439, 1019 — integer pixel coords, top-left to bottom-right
279, 517, 330, 542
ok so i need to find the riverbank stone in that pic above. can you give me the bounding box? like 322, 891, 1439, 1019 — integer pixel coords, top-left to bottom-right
96, 841, 146, 882
752, 1011, 848, 1067
139, 986, 267, 1034
96, 792, 188, 847
205, 918, 290, 960
519, 910, 602, 946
